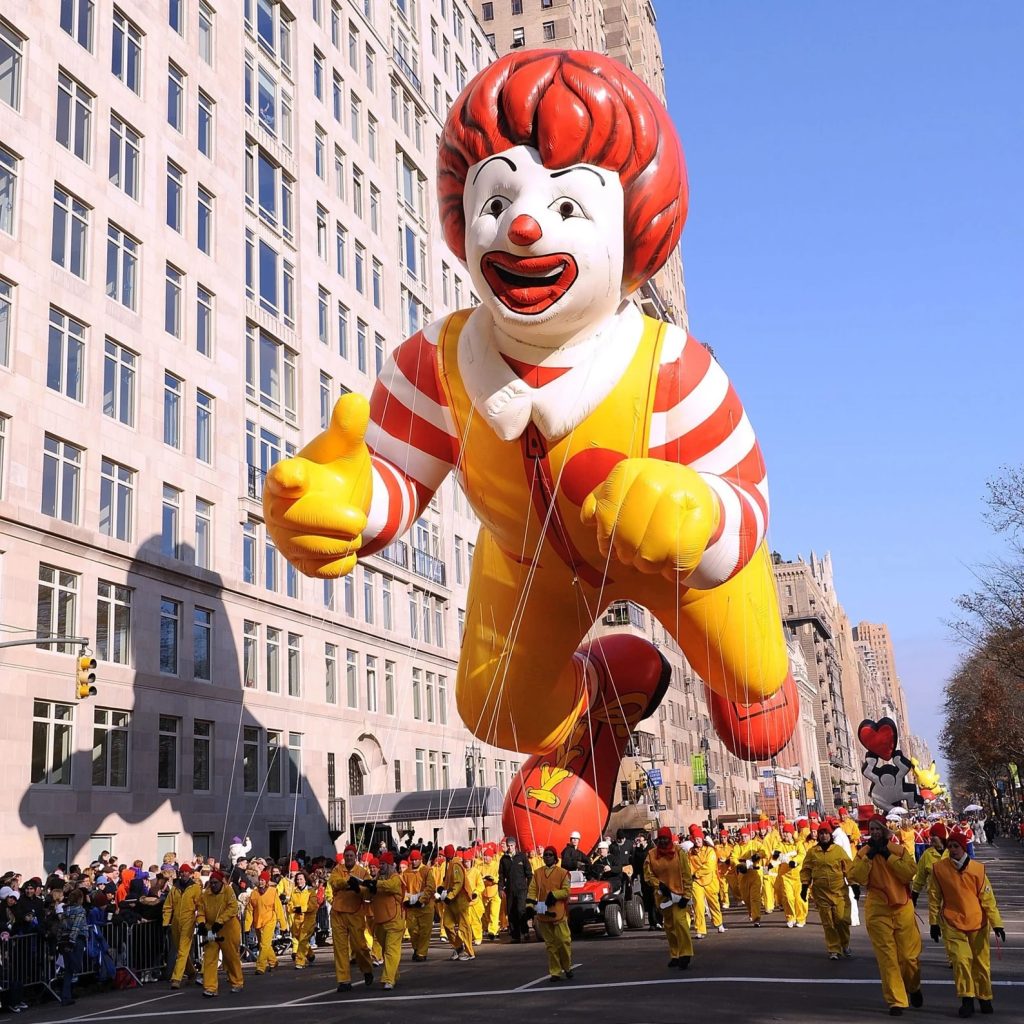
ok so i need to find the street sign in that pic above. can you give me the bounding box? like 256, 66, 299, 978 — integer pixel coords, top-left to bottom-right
647, 768, 663, 787
694, 784, 708, 793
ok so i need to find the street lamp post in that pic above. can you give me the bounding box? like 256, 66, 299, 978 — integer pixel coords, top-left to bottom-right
700, 733, 714, 833
465, 742, 481, 841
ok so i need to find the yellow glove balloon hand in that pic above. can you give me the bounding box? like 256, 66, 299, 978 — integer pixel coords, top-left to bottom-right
581, 458, 719, 580
263, 393, 373, 578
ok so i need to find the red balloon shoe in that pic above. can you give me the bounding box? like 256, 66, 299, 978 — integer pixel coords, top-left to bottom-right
706, 671, 799, 761
502, 634, 670, 854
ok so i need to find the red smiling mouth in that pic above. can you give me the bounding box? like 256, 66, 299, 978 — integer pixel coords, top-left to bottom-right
480, 251, 579, 315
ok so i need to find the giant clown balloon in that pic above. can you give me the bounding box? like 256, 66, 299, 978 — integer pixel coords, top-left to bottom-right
263, 50, 796, 852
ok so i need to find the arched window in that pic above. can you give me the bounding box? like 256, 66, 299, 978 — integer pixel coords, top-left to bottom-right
349, 753, 366, 796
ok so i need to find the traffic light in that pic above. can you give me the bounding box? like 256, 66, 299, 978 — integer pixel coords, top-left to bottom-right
76, 652, 97, 699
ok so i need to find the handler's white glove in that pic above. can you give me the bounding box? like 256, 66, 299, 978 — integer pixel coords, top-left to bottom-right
671, 893, 683, 905
408, 892, 420, 906
437, 889, 448, 901
535, 902, 548, 915
659, 899, 674, 911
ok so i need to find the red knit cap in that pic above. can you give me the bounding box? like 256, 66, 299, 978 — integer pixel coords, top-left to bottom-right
948, 828, 971, 850
443, 845, 456, 859
344, 844, 357, 854
688, 824, 704, 840
657, 826, 673, 841
543, 845, 558, 857
289, 860, 299, 872
816, 821, 833, 835
210, 870, 225, 882
409, 850, 422, 861
258, 871, 271, 882
782, 823, 795, 834
929, 823, 948, 840
381, 852, 395, 865
178, 864, 193, 874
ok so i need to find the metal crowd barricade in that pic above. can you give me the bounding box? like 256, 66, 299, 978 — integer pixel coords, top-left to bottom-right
0, 932, 60, 1002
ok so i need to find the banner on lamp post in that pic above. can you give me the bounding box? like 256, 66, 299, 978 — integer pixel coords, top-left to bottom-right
691, 754, 707, 786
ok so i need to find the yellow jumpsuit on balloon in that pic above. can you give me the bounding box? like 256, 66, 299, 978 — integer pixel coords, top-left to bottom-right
435, 311, 789, 765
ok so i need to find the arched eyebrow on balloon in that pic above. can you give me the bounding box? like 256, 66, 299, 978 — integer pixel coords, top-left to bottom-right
471, 155, 518, 184
550, 166, 606, 186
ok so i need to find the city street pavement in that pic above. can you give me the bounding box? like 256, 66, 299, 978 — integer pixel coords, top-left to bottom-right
34, 844, 1024, 1024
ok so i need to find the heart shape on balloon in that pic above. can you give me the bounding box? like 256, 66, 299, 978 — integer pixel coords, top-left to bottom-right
858, 717, 898, 760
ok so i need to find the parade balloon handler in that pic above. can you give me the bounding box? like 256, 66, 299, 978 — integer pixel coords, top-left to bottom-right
262, 48, 797, 856
644, 827, 694, 968
800, 821, 853, 960
526, 845, 574, 982
929, 827, 1006, 1018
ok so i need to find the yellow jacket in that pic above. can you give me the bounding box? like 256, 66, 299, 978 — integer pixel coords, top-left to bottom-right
162, 879, 200, 927
328, 864, 370, 914
689, 845, 719, 888
528, 864, 570, 923
288, 885, 314, 926
197, 885, 240, 929
847, 841, 915, 907
370, 874, 405, 928
800, 843, 851, 898
644, 848, 694, 900
401, 864, 436, 909
913, 846, 945, 894
244, 887, 287, 931
930, 857, 1003, 933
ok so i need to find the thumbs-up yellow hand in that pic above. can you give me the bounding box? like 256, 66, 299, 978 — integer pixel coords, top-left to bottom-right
263, 393, 374, 578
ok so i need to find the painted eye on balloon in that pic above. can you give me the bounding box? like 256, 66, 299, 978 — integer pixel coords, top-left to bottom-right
481, 195, 511, 217
551, 197, 585, 220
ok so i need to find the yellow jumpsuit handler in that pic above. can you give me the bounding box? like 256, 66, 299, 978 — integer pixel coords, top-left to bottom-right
688, 826, 724, 936
197, 870, 243, 997
328, 845, 375, 993
776, 827, 808, 928
244, 871, 288, 974
929, 827, 1006, 1018
737, 852, 764, 925
848, 815, 922, 1015
913, 822, 951, 967
288, 872, 318, 968
527, 846, 574, 982
645, 826, 694, 968
441, 844, 476, 961
401, 851, 436, 961
369, 854, 406, 990
801, 821, 853, 959
163, 865, 200, 987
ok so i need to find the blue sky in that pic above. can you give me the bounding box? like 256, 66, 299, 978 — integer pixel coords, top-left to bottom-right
660, 1, 1024, 778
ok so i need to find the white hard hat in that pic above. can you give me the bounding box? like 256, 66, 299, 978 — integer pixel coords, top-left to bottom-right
569, 831, 581, 839
597, 840, 610, 849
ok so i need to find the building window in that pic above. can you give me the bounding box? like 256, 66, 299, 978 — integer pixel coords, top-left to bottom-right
313, 49, 325, 100
288, 733, 302, 794
158, 715, 179, 790
0, 415, 7, 497
31, 700, 73, 786
1, 20, 25, 111
325, 643, 338, 704
246, 233, 295, 326
193, 607, 213, 681
166, 162, 184, 233
108, 115, 140, 201
61, 1, 95, 51
265, 626, 281, 693
0, 277, 11, 367
197, 188, 214, 254
36, 566, 78, 653
160, 598, 180, 674
192, 720, 212, 792
412, 666, 422, 720
382, 576, 392, 629
242, 725, 260, 791
93, 708, 130, 788
245, 325, 297, 419
346, 649, 358, 708
438, 674, 448, 725
168, 63, 185, 131
41, 436, 81, 524
57, 70, 92, 162
196, 285, 214, 356
243, 521, 258, 586
0, 145, 18, 234
315, 124, 327, 179
245, 141, 294, 240
99, 458, 133, 542
169, 0, 185, 35
363, 569, 375, 624
198, 2, 214, 64
266, 731, 282, 792
414, 748, 424, 790
46, 307, 85, 402
319, 370, 332, 429
366, 654, 378, 712
161, 484, 181, 558
195, 497, 213, 569
287, 632, 301, 696
542, 21, 555, 41
512, 26, 525, 47
163, 372, 182, 448
52, 186, 89, 279
106, 224, 139, 310
195, 390, 214, 464
102, 339, 135, 426
165, 264, 183, 337
372, 261, 383, 310
197, 90, 214, 157
111, 9, 142, 94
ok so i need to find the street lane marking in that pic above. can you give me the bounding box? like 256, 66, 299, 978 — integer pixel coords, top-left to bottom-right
515, 963, 582, 990
63, 993, 183, 1020
60, 974, 1024, 1021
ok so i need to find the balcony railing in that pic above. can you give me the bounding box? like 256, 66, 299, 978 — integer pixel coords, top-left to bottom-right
247, 464, 266, 499
411, 546, 446, 586
378, 539, 409, 569
392, 47, 421, 93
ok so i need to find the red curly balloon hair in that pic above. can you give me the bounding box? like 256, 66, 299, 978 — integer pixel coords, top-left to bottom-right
438, 49, 687, 295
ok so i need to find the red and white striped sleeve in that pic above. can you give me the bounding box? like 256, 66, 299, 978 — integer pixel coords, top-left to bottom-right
360, 322, 459, 554
648, 326, 768, 588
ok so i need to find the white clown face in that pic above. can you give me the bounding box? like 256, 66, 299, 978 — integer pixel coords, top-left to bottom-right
463, 145, 625, 347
